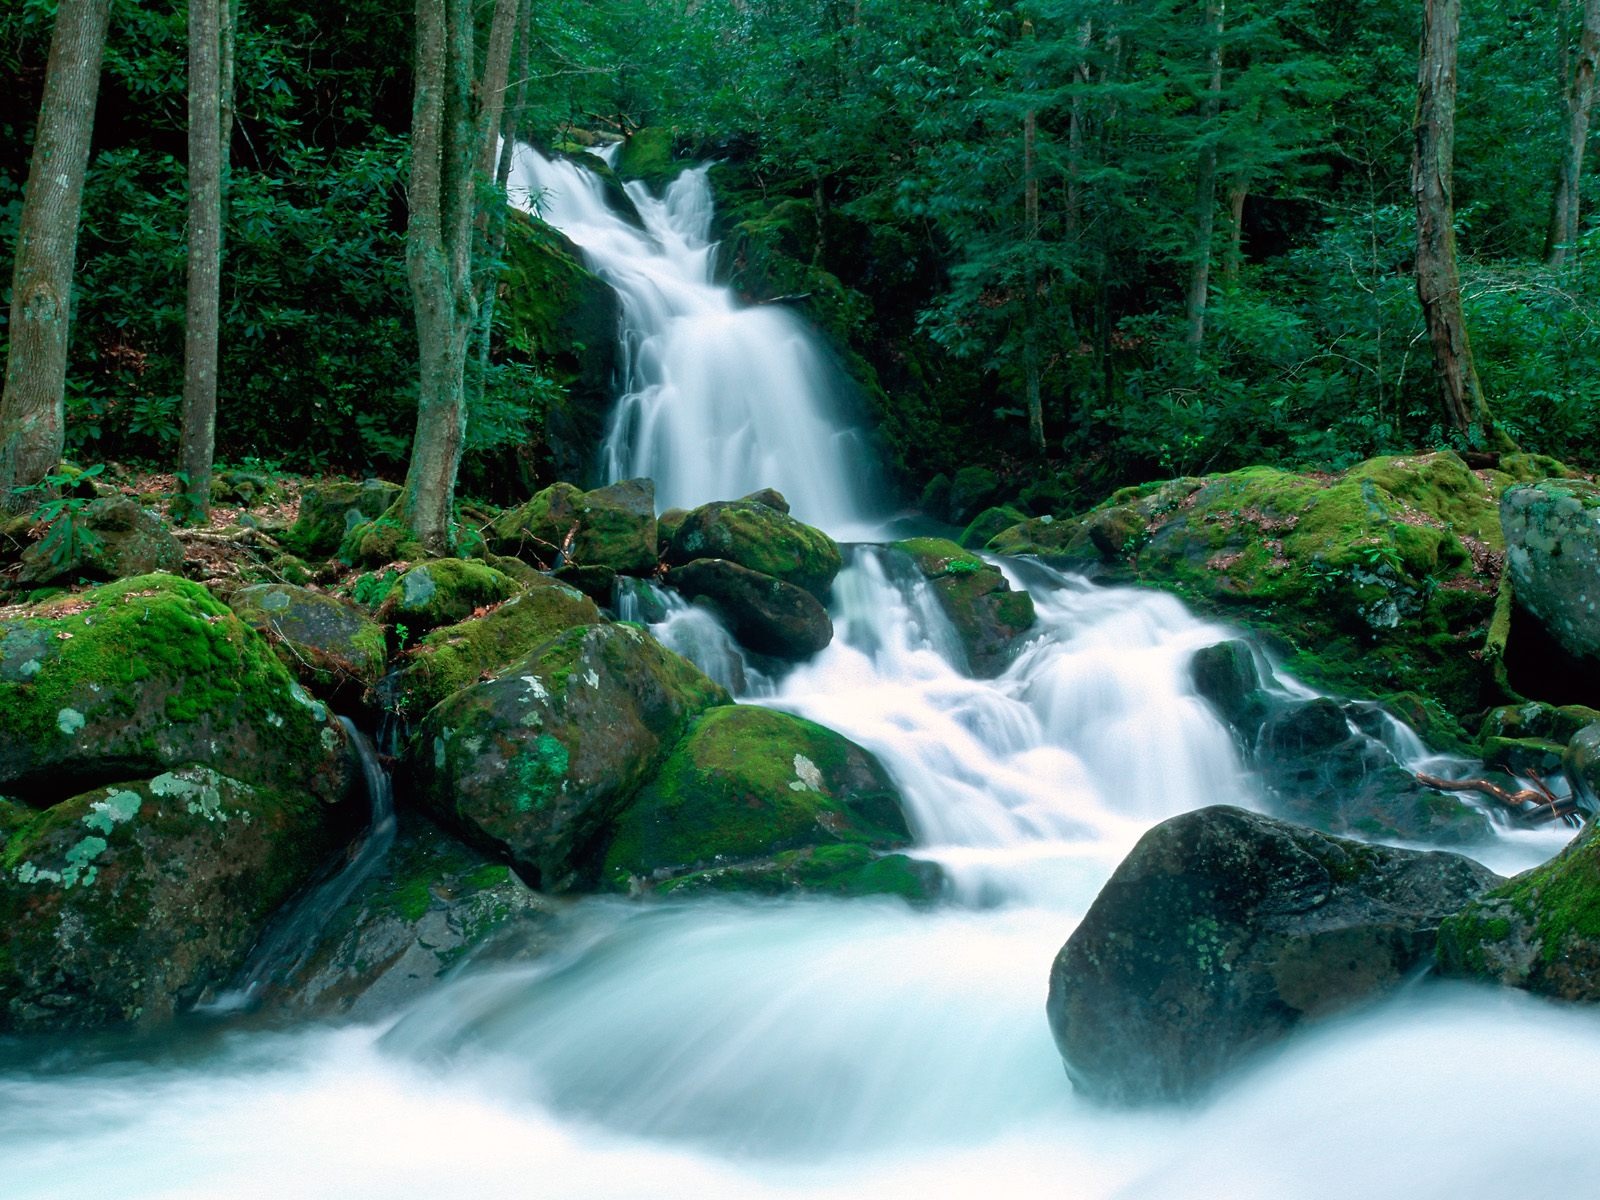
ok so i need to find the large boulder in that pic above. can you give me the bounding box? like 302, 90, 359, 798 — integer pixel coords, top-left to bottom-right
1046, 805, 1500, 1105
283, 479, 402, 559
229, 583, 387, 699
0, 766, 351, 1032
893, 538, 1036, 677
489, 478, 657, 575
0, 574, 350, 806
406, 623, 729, 891
17, 495, 183, 586
1501, 479, 1600, 664
1436, 816, 1600, 1000
393, 575, 602, 717
668, 497, 842, 599
993, 452, 1523, 728
375, 558, 523, 636
599, 705, 926, 897
666, 558, 833, 660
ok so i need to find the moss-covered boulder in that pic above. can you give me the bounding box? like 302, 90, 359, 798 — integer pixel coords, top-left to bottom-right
262, 816, 558, 1020
406, 623, 730, 891
1048, 805, 1501, 1104
375, 558, 523, 636
283, 479, 403, 559
668, 497, 842, 599
993, 452, 1519, 729
0, 766, 350, 1031
490, 479, 658, 574
17, 495, 183, 586
947, 465, 1004, 525
614, 126, 686, 189
229, 584, 387, 699
337, 516, 424, 568
893, 538, 1036, 677
666, 558, 833, 659
961, 504, 1028, 550
1436, 816, 1600, 1001
210, 470, 288, 509
600, 706, 923, 896
1502, 479, 1600, 664
394, 576, 602, 717
0, 574, 351, 806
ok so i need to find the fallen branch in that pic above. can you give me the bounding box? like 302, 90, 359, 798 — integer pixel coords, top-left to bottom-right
1417, 772, 1582, 826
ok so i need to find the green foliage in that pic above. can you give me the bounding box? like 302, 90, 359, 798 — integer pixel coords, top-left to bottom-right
10, 466, 106, 578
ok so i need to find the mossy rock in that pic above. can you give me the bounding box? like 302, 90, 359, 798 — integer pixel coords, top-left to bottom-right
615, 126, 685, 189
1481, 735, 1567, 777
0, 766, 349, 1032
406, 623, 730, 892
1566, 724, 1600, 809
667, 497, 842, 599
0, 574, 352, 807
1436, 816, 1600, 1001
666, 558, 833, 660
601, 706, 915, 894
260, 815, 558, 1020
992, 452, 1528, 729
658, 844, 941, 902
338, 516, 424, 568
376, 559, 523, 636
1190, 639, 1270, 731
947, 466, 1003, 525
210, 470, 288, 509
893, 537, 1036, 677
17, 495, 183, 586
229, 583, 388, 699
489, 478, 658, 575
1479, 702, 1600, 747
283, 479, 403, 559
961, 504, 1027, 551
1502, 479, 1600, 664
394, 576, 602, 717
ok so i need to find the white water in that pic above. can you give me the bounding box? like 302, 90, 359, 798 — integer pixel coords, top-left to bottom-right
4, 148, 1592, 1197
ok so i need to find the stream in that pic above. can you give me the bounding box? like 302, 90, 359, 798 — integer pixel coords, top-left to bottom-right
1, 147, 1593, 1199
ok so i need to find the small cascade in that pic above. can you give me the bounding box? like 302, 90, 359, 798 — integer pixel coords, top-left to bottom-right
616, 576, 775, 697
201, 717, 397, 1013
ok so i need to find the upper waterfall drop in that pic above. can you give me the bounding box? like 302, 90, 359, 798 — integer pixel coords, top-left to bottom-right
506, 144, 882, 537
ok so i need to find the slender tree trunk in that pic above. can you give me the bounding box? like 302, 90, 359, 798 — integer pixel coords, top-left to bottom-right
1413, 0, 1501, 445
1547, 0, 1600, 266
1022, 23, 1044, 452
401, 0, 519, 553
1067, 18, 1092, 243
1184, 0, 1225, 352
1222, 176, 1247, 286
0, 0, 113, 512
474, 0, 531, 395
176, 0, 232, 524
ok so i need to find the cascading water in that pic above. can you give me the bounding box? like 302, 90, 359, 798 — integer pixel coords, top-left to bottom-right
3, 149, 1593, 1198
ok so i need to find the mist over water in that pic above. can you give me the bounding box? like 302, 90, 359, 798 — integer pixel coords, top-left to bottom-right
4, 148, 1591, 1198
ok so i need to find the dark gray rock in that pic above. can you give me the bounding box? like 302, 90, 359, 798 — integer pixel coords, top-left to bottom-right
1502, 479, 1600, 663
1047, 805, 1501, 1105
667, 557, 833, 659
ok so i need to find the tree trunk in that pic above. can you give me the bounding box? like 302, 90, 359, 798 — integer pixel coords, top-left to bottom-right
0, 0, 113, 513
1223, 176, 1248, 287
1022, 23, 1044, 452
1547, 0, 1600, 266
176, 0, 232, 524
473, 0, 531, 396
1413, 0, 1500, 445
1184, 0, 1225, 352
401, 0, 519, 553
1067, 18, 1092, 244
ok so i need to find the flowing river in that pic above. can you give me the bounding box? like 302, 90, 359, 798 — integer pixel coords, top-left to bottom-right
2, 149, 1593, 1199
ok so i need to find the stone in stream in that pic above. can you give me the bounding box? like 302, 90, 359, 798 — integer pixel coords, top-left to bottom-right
665, 557, 833, 660
1046, 805, 1500, 1105
891, 537, 1036, 678
666, 495, 842, 599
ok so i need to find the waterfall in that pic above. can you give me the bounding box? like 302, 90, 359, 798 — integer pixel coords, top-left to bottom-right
506, 145, 882, 536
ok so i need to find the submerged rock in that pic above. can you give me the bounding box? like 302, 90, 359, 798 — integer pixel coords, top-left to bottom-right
600, 705, 925, 897
666, 557, 833, 660
1502, 479, 1600, 665
1047, 805, 1500, 1105
1436, 816, 1600, 1000
892, 538, 1035, 677
667, 496, 842, 599
0, 766, 350, 1032
17, 495, 183, 586
489, 479, 658, 575
230, 583, 387, 699
406, 623, 729, 891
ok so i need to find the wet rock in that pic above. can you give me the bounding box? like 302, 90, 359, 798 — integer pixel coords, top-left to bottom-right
1189, 639, 1269, 730
960, 504, 1028, 551
1436, 815, 1600, 1001
284, 479, 402, 559
1501, 479, 1600, 664
600, 705, 920, 896
668, 497, 842, 599
17, 495, 183, 586
666, 557, 833, 659
740, 487, 790, 513
0, 574, 351, 806
394, 576, 601, 717
892, 537, 1035, 677
1565, 724, 1600, 809
375, 558, 523, 636
0, 767, 351, 1032
406, 623, 729, 891
490, 478, 658, 575
1047, 805, 1501, 1105
230, 583, 387, 699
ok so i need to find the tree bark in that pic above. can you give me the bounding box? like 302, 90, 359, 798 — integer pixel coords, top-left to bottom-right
1223, 176, 1247, 287
0, 0, 113, 513
1413, 0, 1500, 445
1022, 22, 1044, 452
176, 0, 232, 524
1547, 0, 1600, 267
1184, 1, 1225, 353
